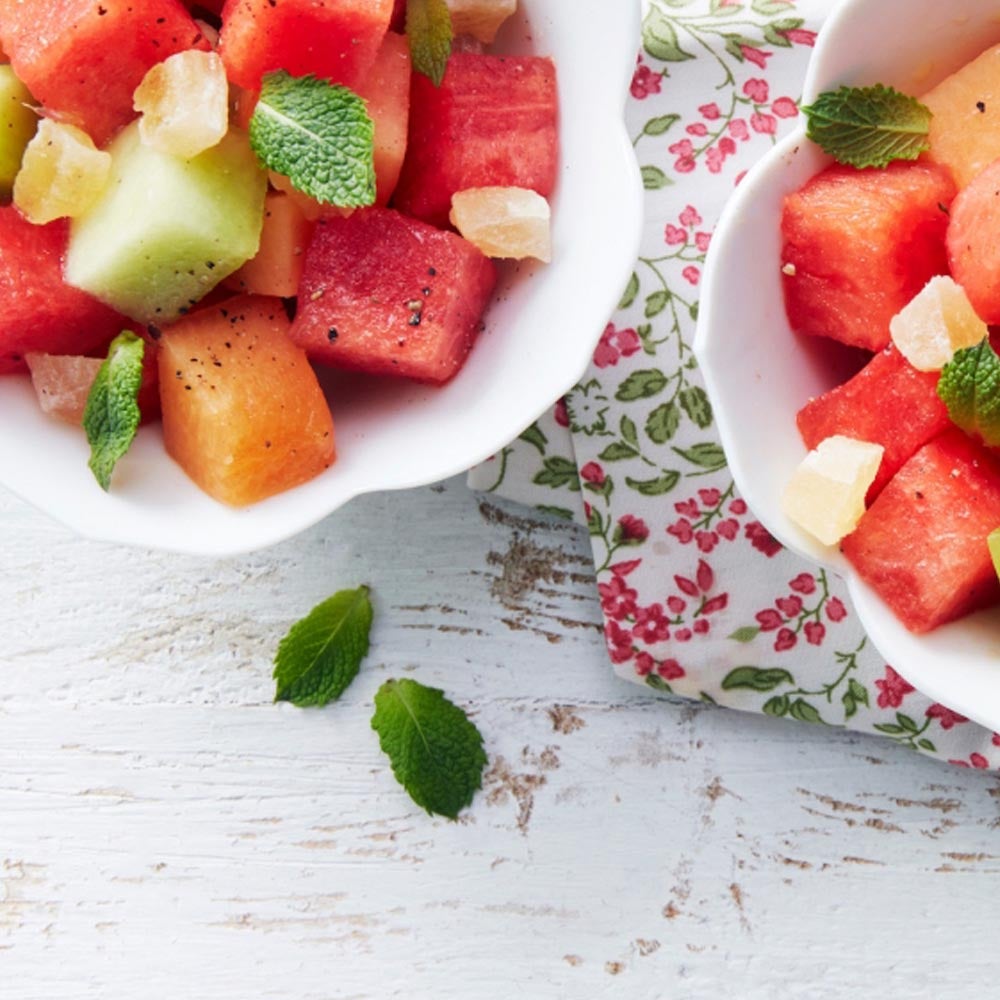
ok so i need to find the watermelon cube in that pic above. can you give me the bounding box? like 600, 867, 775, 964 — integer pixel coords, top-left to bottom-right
781, 161, 955, 352
290, 207, 497, 384
0, 0, 209, 146
841, 430, 1000, 633
219, 0, 393, 92
796, 344, 951, 501
947, 156, 1000, 324
0, 206, 124, 374
392, 52, 558, 228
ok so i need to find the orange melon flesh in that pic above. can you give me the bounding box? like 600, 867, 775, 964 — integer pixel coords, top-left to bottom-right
224, 191, 314, 297
158, 295, 335, 506
923, 43, 1000, 189
946, 155, 1000, 323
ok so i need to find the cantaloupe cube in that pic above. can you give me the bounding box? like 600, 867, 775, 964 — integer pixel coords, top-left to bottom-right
889, 275, 987, 371
449, 186, 551, 261
0, 64, 36, 195
159, 295, 335, 506
133, 50, 229, 160
783, 435, 884, 546
946, 156, 1000, 324
923, 43, 1000, 188
14, 119, 111, 224
447, 0, 517, 44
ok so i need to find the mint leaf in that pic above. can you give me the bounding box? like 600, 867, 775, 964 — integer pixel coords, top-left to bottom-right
249, 72, 375, 207
407, 0, 453, 86
803, 84, 931, 169
82, 330, 144, 491
371, 678, 487, 818
937, 338, 1000, 445
273, 586, 373, 706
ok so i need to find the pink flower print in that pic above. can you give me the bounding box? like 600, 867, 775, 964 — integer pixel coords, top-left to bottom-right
695, 530, 717, 552
665, 223, 688, 246
696, 559, 713, 592
580, 461, 605, 486
593, 322, 641, 368
804, 621, 825, 646
825, 597, 848, 622
776, 595, 802, 617
674, 628, 692, 642
756, 608, 783, 632
730, 498, 747, 515
950, 753, 990, 769
772, 96, 798, 118
667, 595, 687, 615
598, 574, 638, 620
554, 397, 569, 427
993, 732, 1000, 747
746, 521, 782, 556
686, 122, 709, 137
781, 27, 817, 46
716, 518, 738, 540
774, 627, 797, 652
693, 618, 709, 635
706, 146, 725, 173
667, 518, 694, 544
630, 63, 662, 99
926, 703, 969, 730
743, 78, 769, 103
700, 594, 728, 617
609, 558, 642, 577
675, 498, 700, 518
719, 137, 736, 155
699, 102, 721, 120
634, 652, 655, 677
694, 231, 712, 252
659, 658, 685, 681
605, 619, 634, 664
729, 118, 750, 141
679, 205, 702, 228
740, 44, 771, 68
734, 169, 748, 186
698, 487, 721, 507
617, 514, 649, 543
669, 138, 696, 174
751, 112, 778, 135
789, 572, 816, 595
682, 265, 700, 285
875, 666, 914, 709
633, 603, 671, 644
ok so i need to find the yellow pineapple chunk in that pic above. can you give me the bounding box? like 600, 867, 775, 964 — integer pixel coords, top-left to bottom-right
133, 50, 228, 160
446, 0, 517, 43
13, 119, 111, 224
889, 275, 988, 371
923, 43, 1000, 188
449, 186, 551, 261
782, 436, 884, 546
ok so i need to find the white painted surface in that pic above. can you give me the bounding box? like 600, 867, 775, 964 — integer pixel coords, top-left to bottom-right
2, 478, 998, 999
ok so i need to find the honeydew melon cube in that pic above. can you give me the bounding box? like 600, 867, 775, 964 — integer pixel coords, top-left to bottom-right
65, 122, 266, 324
449, 186, 552, 262
0, 64, 37, 194
782, 435, 884, 546
889, 275, 988, 371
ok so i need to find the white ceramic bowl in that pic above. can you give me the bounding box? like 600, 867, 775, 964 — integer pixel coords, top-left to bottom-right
0, 0, 643, 556
696, 0, 1000, 731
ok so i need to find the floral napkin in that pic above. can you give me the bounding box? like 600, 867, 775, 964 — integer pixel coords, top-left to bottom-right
468, 0, 1000, 769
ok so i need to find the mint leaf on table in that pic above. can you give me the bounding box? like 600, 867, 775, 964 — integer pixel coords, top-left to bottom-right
273, 586, 373, 706
407, 0, 453, 86
937, 338, 1000, 446
249, 71, 375, 207
802, 84, 931, 169
82, 330, 144, 491
372, 678, 487, 818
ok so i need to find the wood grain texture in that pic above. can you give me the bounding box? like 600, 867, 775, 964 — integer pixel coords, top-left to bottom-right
1, 479, 998, 999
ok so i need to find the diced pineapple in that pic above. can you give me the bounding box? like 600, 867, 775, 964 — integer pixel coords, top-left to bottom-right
889, 274, 988, 371
133, 50, 228, 160
446, 0, 517, 44
13, 119, 111, 224
449, 186, 551, 261
0, 64, 37, 195
782, 435, 884, 546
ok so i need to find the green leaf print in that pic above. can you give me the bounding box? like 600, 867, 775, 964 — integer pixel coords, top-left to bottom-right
643, 114, 681, 136
620, 415, 639, 446
599, 442, 640, 462
674, 442, 727, 471
645, 290, 671, 318
642, 165, 672, 189
625, 471, 680, 496
618, 273, 640, 310
646, 402, 680, 444
518, 423, 548, 455
722, 666, 794, 692
679, 386, 713, 429
616, 370, 669, 402
789, 699, 824, 725
642, 7, 696, 62
533, 456, 581, 490
763, 695, 790, 717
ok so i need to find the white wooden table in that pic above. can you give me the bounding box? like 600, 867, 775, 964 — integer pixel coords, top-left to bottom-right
2, 477, 997, 999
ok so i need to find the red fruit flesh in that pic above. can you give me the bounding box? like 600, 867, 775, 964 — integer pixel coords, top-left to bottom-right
947, 155, 1000, 324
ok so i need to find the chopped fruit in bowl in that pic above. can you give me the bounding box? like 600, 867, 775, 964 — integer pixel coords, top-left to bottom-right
695, 0, 1000, 731
0, 0, 643, 555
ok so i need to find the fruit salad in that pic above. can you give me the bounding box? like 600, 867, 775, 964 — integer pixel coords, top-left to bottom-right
779, 46, 1000, 635
0, 0, 558, 507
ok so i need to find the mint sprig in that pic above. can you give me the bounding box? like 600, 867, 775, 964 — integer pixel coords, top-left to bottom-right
803, 84, 932, 169
371, 678, 487, 819
407, 0, 453, 86
937, 338, 1000, 446
82, 330, 144, 491
249, 71, 375, 207
273, 586, 373, 706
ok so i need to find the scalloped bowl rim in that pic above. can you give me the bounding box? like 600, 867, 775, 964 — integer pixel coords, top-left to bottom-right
695, 0, 1000, 732
0, 0, 644, 557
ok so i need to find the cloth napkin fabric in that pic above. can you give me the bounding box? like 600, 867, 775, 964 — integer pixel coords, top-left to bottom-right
468, 0, 1000, 769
